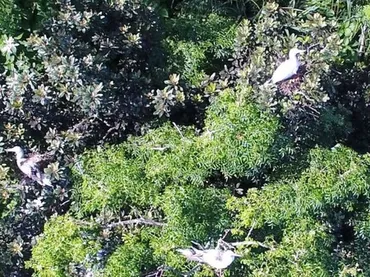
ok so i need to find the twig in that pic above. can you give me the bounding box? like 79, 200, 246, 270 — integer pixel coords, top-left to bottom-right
306, 43, 320, 52
144, 264, 200, 277
221, 229, 230, 240
230, 240, 274, 250
172, 122, 184, 138
246, 221, 256, 240
191, 240, 205, 250
60, 199, 71, 206
101, 123, 120, 142
183, 264, 202, 276
105, 218, 166, 229
294, 91, 315, 103
71, 118, 88, 132
358, 24, 367, 55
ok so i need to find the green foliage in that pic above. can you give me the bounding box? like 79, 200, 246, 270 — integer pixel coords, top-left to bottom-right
73, 144, 160, 216
233, 3, 341, 108
228, 145, 370, 276
0, 1, 168, 274
26, 214, 100, 277
302, 0, 370, 60
0, 0, 166, 155
2, 0, 370, 276
53, 85, 289, 276
199, 88, 292, 178
74, 87, 288, 217
153, 184, 231, 250
104, 234, 156, 277
164, 13, 237, 85
0, 0, 55, 35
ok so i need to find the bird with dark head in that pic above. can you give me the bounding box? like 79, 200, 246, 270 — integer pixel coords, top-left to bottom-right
6, 146, 53, 187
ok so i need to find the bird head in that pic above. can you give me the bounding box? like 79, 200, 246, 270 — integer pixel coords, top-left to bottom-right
5, 146, 24, 156
289, 48, 305, 59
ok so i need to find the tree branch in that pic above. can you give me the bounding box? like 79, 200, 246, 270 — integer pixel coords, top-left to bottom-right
106, 218, 166, 229
230, 240, 274, 250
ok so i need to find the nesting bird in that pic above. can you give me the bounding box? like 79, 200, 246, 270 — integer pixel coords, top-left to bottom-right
6, 146, 52, 187
267, 48, 306, 84
177, 241, 241, 271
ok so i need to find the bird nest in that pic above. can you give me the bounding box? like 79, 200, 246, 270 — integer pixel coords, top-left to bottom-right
277, 65, 307, 96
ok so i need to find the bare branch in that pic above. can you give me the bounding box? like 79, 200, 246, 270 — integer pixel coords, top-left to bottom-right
101, 124, 119, 142
106, 218, 166, 229
358, 24, 367, 55
221, 229, 231, 240
143, 264, 200, 277
246, 221, 256, 240
230, 240, 274, 250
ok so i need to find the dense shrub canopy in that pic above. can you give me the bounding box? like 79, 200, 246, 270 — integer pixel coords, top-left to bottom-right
28, 86, 288, 276
228, 145, 370, 276
0, 0, 166, 155
1, 0, 370, 276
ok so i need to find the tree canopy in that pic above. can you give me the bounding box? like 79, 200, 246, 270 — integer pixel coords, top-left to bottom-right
1, 0, 370, 276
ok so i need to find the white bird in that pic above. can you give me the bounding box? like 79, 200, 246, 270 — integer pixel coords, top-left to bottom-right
202, 249, 241, 269
177, 247, 204, 263
267, 48, 306, 84
177, 246, 241, 270
6, 146, 52, 187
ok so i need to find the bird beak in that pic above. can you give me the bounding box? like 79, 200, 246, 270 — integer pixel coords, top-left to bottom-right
5, 148, 15, 152
298, 49, 306, 54
233, 253, 242, 258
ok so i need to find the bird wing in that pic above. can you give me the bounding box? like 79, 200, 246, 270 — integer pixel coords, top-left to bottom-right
27, 152, 54, 170
177, 248, 204, 262
19, 159, 51, 186
271, 60, 299, 83
18, 159, 34, 177
20, 159, 42, 178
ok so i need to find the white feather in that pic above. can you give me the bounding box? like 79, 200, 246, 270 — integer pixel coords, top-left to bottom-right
270, 48, 305, 84
6, 146, 52, 187
177, 247, 241, 269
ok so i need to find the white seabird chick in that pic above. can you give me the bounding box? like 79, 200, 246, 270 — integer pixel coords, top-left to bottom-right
202, 248, 241, 269
177, 246, 241, 270
267, 48, 306, 84
6, 146, 52, 186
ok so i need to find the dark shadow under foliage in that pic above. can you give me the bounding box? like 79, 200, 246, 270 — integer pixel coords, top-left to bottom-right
330, 65, 370, 153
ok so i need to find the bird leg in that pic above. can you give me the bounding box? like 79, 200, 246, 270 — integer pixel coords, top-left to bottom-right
215, 269, 224, 277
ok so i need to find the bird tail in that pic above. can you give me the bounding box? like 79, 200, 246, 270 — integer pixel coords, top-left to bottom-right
263, 78, 273, 86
